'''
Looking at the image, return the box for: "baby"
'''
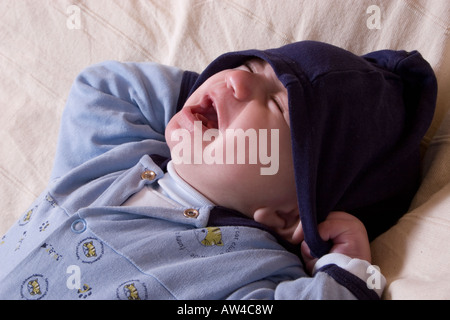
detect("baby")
[166,57,370,266]
[0,41,436,300]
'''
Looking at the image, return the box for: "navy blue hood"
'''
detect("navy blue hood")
[177,41,437,258]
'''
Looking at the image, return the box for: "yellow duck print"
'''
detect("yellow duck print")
[196,227,224,247]
[82,241,97,258]
[124,283,141,300]
[27,279,41,296]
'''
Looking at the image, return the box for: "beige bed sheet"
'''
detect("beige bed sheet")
[0,0,449,299]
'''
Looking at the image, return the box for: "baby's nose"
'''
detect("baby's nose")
[225,70,259,102]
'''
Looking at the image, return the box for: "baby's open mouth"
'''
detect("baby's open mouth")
[191,96,219,130]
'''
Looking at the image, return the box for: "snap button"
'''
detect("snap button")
[141,170,156,181]
[71,219,87,233]
[183,209,199,219]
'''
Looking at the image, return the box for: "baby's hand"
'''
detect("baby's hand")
[301,211,371,275]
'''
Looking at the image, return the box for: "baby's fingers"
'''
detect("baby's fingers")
[317,212,371,263]
[300,240,318,275]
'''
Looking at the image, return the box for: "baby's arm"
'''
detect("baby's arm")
[50,61,184,180]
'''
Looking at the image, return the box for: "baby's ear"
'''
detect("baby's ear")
[253,207,303,244]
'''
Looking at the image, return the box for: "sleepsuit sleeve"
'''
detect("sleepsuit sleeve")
[227,253,385,300]
[50,61,184,181]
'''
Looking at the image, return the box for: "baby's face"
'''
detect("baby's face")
[166,59,301,243]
